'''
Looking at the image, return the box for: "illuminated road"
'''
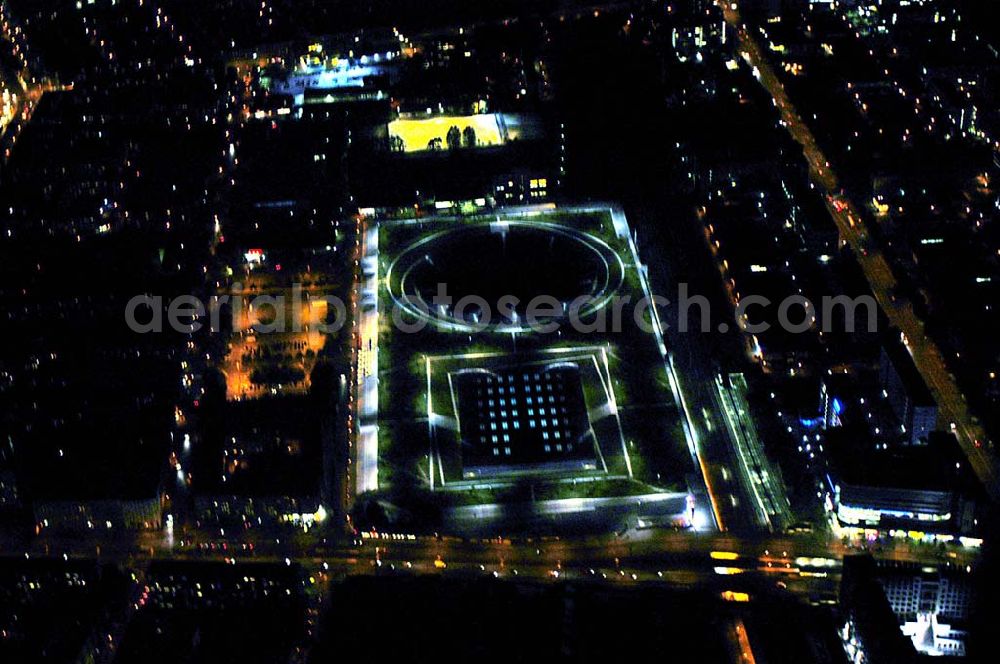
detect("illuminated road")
[716,373,791,530]
[728,617,758,664]
[720,1,1000,500]
[7,522,979,611]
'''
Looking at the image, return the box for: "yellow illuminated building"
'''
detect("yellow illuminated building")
[388,113,505,152]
